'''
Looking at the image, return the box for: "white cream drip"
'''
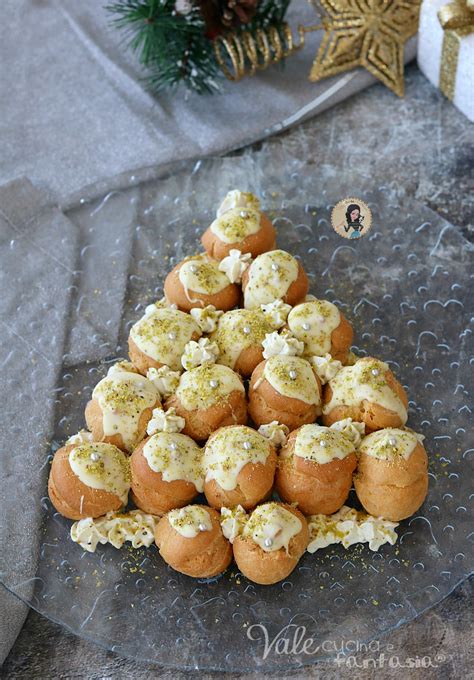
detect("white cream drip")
[178,255,230,296]
[211,208,261,244]
[244,250,299,309]
[262,355,320,405]
[68,443,131,504]
[167,505,213,538]
[358,428,423,460]
[143,432,204,491]
[92,370,159,451]
[323,358,407,422]
[204,426,272,491]
[211,309,273,370]
[288,300,341,356]
[130,307,201,371]
[293,424,355,464]
[175,363,244,411]
[242,503,302,553]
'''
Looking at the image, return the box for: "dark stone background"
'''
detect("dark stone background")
[2,64,473,679]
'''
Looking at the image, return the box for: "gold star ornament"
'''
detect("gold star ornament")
[309,0,421,97]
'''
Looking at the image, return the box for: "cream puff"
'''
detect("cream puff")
[129,306,202,374]
[165,363,247,441]
[322,357,408,432]
[232,502,308,585]
[242,249,308,309]
[48,442,130,520]
[85,362,161,454]
[202,205,276,260]
[210,309,274,377]
[248,355,322,431]
[130,432,204,515]
[203,425,277,510]
[287,299,353,363]
[275,424,358,515]
[164,254,240,312]
[354,428,428,521]
[155,505,232,578]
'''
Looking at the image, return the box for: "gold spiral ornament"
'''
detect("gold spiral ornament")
[214,23,321,82]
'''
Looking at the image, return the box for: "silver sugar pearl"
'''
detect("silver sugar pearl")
[388,437,397,447]
[189,264,198,273]
[169,442,178,451]
[240,210,248,218]
[198,523,207,532]
[289,369,298,380]
[209,379,219,388]
[371,368,380,376]
[264,538,273,548]
[271,263,280,272]
[243,325,251,334]
[319,440,327,448]
[302,323,311,331]
[90,452,100,462]
[168,332,177,340]
[243,441,252,451]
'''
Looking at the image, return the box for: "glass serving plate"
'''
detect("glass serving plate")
[1,155,473,671]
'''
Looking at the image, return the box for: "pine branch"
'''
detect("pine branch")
[106,0,292,94]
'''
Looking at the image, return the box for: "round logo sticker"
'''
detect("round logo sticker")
[331,198,372,240]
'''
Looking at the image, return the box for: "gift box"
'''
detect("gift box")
[418,0,474,121]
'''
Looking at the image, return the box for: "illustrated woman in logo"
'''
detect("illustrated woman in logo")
[344,203,365,239]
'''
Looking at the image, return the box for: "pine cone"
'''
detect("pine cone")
[200,0,258,38]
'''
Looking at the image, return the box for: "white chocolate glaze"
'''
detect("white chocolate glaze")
[190,305,223,333]
[146,407,185,435]
[323,358,407,423]
[146,366,181,398]
[143,432,204,491]
[262,331,304,359]
[358,428,423,461]
[244,250,299,309]
[260,299,292,328]
[211,208,261,244]
[204,426,271,491]
[167,505,212,538]
[181,337,219,371]
[69,443,131,504]
[178,255,230,297]
[176,363,244,411]
[220,505,248,543]
[216,190,260,218]
[70,510,158,552]
[293,424,354,464]
[288,299,341,356]
[92,369,159,451]
[262,355,320,405]
[329,418,366,448]
[307,506,398,553]
[242,503,302,553]
[130,307,201,371]
[258,421,289,447]
[309,353,342,384]
[211,309,273,370]
[218,249,252,283]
